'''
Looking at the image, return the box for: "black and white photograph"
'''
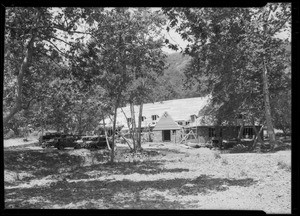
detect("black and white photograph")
[3,5,292,213]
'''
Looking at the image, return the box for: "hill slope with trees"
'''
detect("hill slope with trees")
[152,52,207,102]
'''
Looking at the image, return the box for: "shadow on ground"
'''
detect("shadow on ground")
[5,147,258,209]
[5,173,257,209]
[4,148,184,179]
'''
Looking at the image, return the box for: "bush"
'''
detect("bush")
[4,130,16,139]
[277,161,291,172]
[230,144,250,153]
[214,152,221,159]
[273,141,291,151]
[221,158,229,165]
[239,170,248,177]
[31,131,39,136]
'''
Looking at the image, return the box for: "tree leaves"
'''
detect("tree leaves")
[163,5,291,126]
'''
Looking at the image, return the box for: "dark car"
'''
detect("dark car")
[39,132,62,147]
[75,135,113,149]
[41,138,59,148]
[55,135,83,150]
[221,139,238,149]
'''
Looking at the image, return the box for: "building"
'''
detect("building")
[103,96,263,143]
[152,111,182,143]
[104,96,210,132]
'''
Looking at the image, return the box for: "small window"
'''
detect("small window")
[152,115,158,121]
[172,130,176,135]
[177,122,183,125]
[243,127,254,138]
[190,115,196,122]
[141,116,146,122]
[209,128,216,137]
[185,121,190,125]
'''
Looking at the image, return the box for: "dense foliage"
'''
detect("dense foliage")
[163,5,291,146]
[4,6,291,154]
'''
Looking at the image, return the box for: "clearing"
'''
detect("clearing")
[4,141,291,213]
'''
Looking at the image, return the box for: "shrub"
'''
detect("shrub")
[273,142,291,151]
[221,158,229,165]
[31,131,39,136]
[214,152,221,159]
[239,170,248,177]
[4,130,16,139]
[230,144,249,153]
[277,161,291,172]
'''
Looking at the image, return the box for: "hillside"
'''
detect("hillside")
[150,52,206,102]
[164,53,191,75]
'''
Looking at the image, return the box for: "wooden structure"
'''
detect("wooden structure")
[179,127,198,144]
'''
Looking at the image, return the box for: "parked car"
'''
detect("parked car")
[75,135,113,149]
[41,138,59,148]
[39,132,62,147]
[55,135,82,150]
[221,139,238,149]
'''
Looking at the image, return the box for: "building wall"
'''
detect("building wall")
[152,131,161,142]
[152,130,182,143]
[196,126,263,143]
[197,127,210,143]
[171,129,182,143]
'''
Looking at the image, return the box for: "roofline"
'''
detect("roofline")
[153,127,181,131]
[119,96,210,109]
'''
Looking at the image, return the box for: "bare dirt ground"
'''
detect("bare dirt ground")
[4,141,291,213]
[4,136,39,148]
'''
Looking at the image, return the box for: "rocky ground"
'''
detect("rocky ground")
[4,140,291,213]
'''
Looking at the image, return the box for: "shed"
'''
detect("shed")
[152,112,182,142]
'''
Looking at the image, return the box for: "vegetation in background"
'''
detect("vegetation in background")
[162,4,291,149]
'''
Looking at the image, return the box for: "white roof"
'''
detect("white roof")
[104,96,210,128]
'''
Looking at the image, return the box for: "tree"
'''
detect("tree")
[4,7,92,127]
[72,8,167,160]
[163,5,291,148]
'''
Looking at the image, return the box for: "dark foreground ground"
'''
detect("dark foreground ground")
[4,141,291,213]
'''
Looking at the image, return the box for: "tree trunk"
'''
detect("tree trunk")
[252,124,263,143]
[78,113,82,135]
[262,55,276,148]
[137,102,143,150]
[110,95,120,163]
[261,7,277,149]
[121,107,135,150]
[252,124,264,151]
[130,101,137,151]
[237,121,244,142]
[3,36,36,127]
[3,10,39,127]
[41,101,44,142]
[102,112,111,150]
[251,117,263,150]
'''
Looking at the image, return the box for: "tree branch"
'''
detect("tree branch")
[4,8,41,126]
[22,97,36,110]
[269,14,291,36]
[52,24,89,35]
[36,50,64,70]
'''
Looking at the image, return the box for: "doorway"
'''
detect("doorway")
[162,130,171,141]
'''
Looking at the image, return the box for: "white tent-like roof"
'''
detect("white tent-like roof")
[153,111,181,131]
[104,96,210,129]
